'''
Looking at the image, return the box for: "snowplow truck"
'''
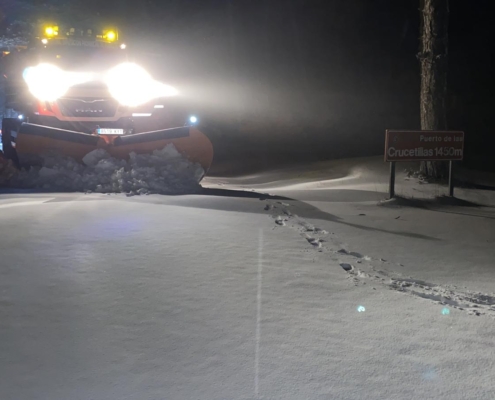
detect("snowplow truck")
[0,23,213,177]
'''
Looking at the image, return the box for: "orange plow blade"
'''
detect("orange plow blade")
[15,124,100,164]
[109,127,213,172]
[15,123,214,175]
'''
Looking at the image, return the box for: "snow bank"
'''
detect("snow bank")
[3,144,205,194]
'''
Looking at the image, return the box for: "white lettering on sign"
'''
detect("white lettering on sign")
[419,135,464,143]
[388,147,435,158]
[419,135,443,142]
[385,130,464,161]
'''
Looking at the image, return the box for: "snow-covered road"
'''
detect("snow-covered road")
[2,159,495,399]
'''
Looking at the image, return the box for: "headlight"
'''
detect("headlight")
[23,64,91,102]
[23,64,68,101]
[105,63,178,107]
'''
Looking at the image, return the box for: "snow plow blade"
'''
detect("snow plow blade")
[15,123,101,165]
[15,123,214,173]
[110,127,214,173]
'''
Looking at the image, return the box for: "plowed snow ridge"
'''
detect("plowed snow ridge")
[4,144,204,194]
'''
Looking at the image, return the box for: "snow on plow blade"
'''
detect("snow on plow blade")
[15,123,214,173]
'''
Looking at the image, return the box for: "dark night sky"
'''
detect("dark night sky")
[1,0,494,167]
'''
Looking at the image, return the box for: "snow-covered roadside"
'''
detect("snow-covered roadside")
[1,144,204,194]
[206,155,495,206]
[204,156,495,311]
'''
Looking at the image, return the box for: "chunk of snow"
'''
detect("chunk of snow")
[82,149,111,167]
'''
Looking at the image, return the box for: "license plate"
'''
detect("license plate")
[97,128,124,135]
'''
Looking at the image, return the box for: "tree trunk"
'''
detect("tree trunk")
[419,0,449,178]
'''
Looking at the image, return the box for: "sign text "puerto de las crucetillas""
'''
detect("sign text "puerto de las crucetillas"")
[384,130,464,162]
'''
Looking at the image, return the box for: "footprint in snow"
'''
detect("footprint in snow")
[275,216,286,226]
[337,249,364,258]
[297,220,328,234]
[340,263,353,272]
[306,237,322,248]
[349,265,495,318]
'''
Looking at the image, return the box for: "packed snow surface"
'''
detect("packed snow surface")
[2,156,495,399]
[4,144,204,194]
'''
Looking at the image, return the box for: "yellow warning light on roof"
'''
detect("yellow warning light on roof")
[106,31,116,41]
[45,26,59,37]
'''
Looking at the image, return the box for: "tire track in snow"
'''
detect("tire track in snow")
[262,199,495,318]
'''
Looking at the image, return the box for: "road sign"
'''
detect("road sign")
[385,130,464,162]
[384,130,465,199]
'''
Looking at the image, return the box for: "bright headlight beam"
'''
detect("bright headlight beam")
[23,64,69,101]
[23,64,92,102]
[155,82,179,97]
[105,63,178,107]
[24,62,178,106]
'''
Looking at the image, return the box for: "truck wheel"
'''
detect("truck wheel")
[1,118,20,168]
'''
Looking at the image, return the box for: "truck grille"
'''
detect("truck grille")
[57,97,118,118]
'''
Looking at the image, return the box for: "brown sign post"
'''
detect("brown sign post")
[384,130,464,198]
